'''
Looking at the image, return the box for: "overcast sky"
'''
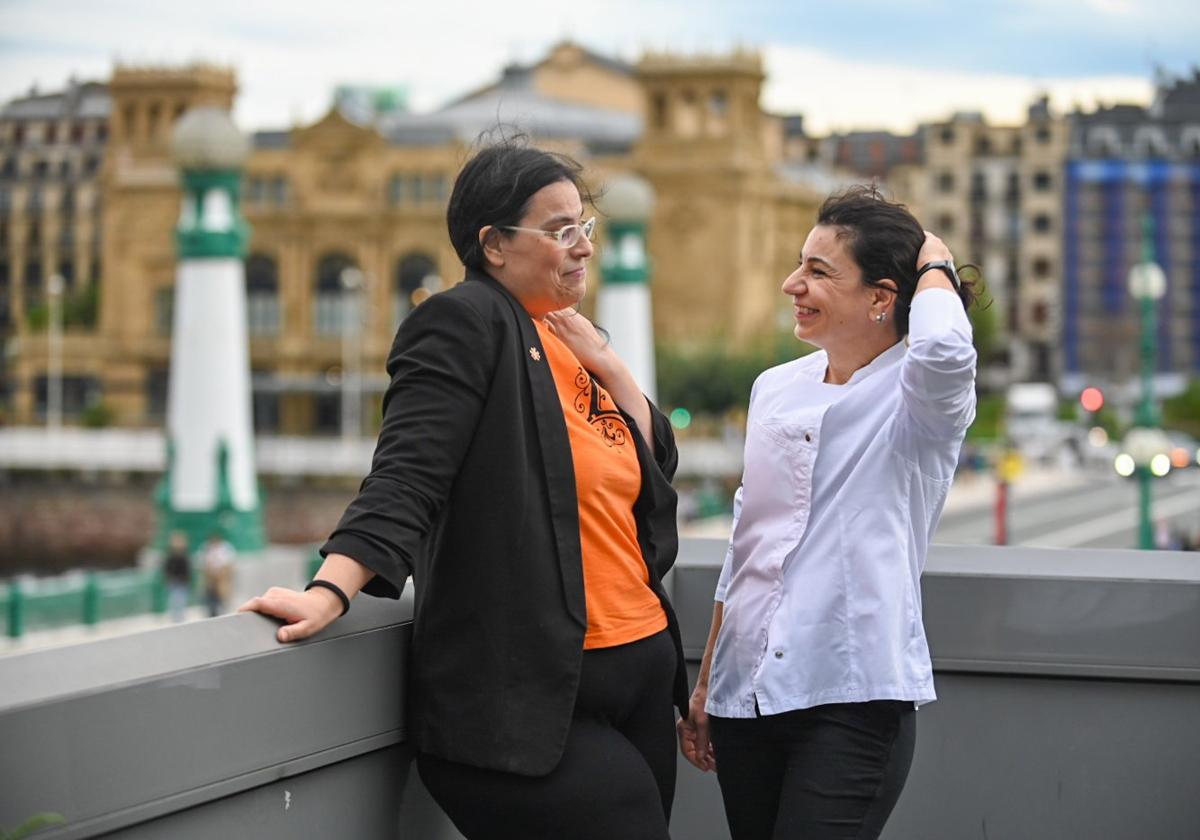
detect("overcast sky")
[1,0,1196,134]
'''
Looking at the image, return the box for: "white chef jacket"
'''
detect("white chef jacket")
[707,288,976,718]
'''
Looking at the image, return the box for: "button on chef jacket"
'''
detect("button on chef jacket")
[706,288,977,718]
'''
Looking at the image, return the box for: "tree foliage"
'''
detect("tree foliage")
[1163,379,1200,437]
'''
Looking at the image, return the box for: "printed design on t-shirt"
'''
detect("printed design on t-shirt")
[571,366,627,448]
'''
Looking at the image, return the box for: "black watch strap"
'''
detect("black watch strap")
[916,260,961,290]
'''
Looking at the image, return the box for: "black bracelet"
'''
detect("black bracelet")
[305,579,350,617]
[915,259,962,290]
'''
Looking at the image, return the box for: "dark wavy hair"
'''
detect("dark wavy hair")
[817,185,979,337]
[447,132,593,272]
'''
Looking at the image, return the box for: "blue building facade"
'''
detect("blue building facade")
[1062,72,1200,393]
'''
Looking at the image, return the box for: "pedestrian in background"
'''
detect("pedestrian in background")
[679,186,979,839]
[163,530,192,623]
[200,531,234,617]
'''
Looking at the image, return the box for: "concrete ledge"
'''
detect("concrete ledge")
[0,596,419,839]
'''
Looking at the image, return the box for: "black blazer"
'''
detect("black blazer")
[322,268,687,776]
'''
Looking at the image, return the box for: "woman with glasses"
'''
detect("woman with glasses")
[677,186,978,839]
[242,138,686,840]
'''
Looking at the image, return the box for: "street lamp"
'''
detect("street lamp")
[46,272,64,432]
[339,266,364,442]
[1123,223,1168,549]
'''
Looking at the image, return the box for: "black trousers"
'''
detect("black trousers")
[709,700,916,840]
[417,629,677,840]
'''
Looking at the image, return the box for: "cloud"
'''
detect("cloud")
[0,0,1178,133]
[762,45,1155,134]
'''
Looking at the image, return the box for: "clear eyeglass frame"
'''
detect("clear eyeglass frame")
[500,216,596,249]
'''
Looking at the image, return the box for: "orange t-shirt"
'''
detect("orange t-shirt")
[533,320,668,649]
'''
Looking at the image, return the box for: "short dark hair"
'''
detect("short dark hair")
[816,185,978,336]
[447,134,590,271]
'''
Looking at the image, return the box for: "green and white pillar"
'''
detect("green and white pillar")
[156,107,264,550]
[598,173,657,403]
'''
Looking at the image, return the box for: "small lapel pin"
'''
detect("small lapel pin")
[529,347,542,361]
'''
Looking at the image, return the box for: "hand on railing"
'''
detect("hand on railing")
[238,586,344,643]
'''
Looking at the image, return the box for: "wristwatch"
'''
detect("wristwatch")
[916,260,961,290]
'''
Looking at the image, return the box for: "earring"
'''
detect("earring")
[874,312,887,323]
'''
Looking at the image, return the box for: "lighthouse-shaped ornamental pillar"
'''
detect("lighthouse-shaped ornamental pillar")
[597,173,658,403]
[157,106,264,550]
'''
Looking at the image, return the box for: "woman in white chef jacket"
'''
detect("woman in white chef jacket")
[678,186,979,840]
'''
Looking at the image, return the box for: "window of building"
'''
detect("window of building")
[975,136,992,155]
[146,367,169,422]
[1132,126,1168,158]
[154,286,174,336]
[147,102,161,139]
[245,253,280,336]
[1031,301,1049,326]
[430,174,448,204]
[313,393,341,435]
[970,172,986,201]
[0,261,9,329]
[1006,172,1021,202]
[0,157,14,179]
[58,259,74,285]
[652,92,668,131]
[937,214,955,235]
[0,185,10,210]
[46,124,57,144]
[1032,213,1052,233]
[939,126,955,144]
[1087,127,1120,156]
[71,123,84,143]
[13,125,25,145]
[387,173,404,206]
[35,374,101,419]
[1183,128,1200,158]
[314,252,358,336]
[252,387,280,434]
[1032,257,1053,279]
[32,160,49,181]
[246,177,265,205]
[707,90,729,134]
[1032,171,1053,191]
[270,176,289,206]
[936,172,955,193]
[84,155,100,176]
[1035,125,1052,144]
[394,252,438,328]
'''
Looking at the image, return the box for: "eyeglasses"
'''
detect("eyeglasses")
[499,216,596,249]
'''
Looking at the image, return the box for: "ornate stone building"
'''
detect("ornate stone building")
[1,43,822,432]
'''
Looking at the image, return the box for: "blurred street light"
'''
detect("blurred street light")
[46,273,65,432]
[1123,213,1168,549]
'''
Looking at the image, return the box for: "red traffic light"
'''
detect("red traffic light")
[1080,387,1104,413]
